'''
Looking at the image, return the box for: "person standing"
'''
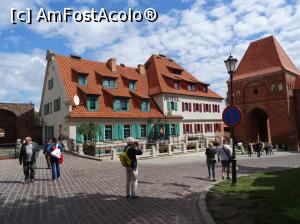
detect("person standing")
[205,142,217,181]
[48,137,62,181]
[256,140,262,158]
[217,143,232,180]
[248,143,252,157]
[19,137,39,183]
[124,137,143,199]
[43,140,51,169]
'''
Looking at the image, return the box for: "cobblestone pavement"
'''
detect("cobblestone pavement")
[0,151,299,224]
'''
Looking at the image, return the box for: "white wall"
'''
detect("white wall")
[154,93,223,121]
[41,58,69,142]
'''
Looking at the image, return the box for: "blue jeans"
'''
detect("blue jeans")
[206,159,216,178]
[50,157,60,179]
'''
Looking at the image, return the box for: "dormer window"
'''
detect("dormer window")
[103,78,116,88]
[114,98,129,111]
[167,67,183,75]
[87,96,98,112]
[188,84,196,92]
[78,76,87,86]
[141,100,150,112]
[174,82,180,90]
[129,81,137,92]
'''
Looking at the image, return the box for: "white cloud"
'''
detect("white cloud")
[2,0,300,105]
[0,49,46,109]
[128,0,138,7]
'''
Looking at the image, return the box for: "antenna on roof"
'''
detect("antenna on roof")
[70,55,81,60]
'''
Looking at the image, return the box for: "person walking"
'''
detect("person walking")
[43,140,51,169]
[205,142,217,181]
[247,142,252,157]
[124,137,143,199]
[217,143,232,180]
[256,140,262,158]
[48,137,63,181]
[19,137,39,183]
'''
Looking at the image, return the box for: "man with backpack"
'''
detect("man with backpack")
[121,137,143,199]
[217,142,232,180]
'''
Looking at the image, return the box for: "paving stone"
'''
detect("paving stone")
[0,152,299,224]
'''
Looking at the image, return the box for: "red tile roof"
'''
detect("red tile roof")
[54,54,164,119]
[145,55,223,99]
[234,36,300,80]
[78,85,100,95]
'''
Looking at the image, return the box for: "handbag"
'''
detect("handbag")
[50,145,61,159]
[222,145,232,162]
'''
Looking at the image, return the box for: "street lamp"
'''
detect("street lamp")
[224,54,238,185]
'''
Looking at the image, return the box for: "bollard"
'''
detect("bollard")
[204,137,208,148]
[196,141,200,152]
[151,145,157,158]
[112,148,117,160]
[168,144,173,156]
[182,143,187,153]
[78,144,84,155]
[142,143,146,152]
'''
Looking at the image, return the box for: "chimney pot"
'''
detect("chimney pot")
[137,64,146,75]
[106,58,116,72]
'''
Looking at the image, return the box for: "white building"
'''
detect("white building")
[40,51,223,145]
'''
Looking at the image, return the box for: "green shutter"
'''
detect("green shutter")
[165,124,171,139]
[175,102,178,111]
[127,99,130,112]
[113,125,119,141]
[87,96,91,111]
[95,97,99,112]
[131,125,137,138]
[99,125,104,141]
[167,102,171,111]
[113,99,116,111]
[148,101,150,112]
[176,123,180,136]
[147,124,153,139]
[118,125,124,140]
[154,125,160,139]
[136,124,141,139]
[113,80,117,88]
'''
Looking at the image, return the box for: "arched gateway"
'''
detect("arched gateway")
[246,108,270,143]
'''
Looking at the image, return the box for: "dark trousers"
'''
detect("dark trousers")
[248,149,252,157]
[50,157,60,180]
[23,161,35,180]
[45,154,51,168]
[206,159,216,178]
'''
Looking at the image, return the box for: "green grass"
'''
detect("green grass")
[207,168,300,224]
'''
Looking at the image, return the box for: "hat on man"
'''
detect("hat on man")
[127,137,135,143]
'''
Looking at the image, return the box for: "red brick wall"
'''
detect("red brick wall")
[233,72,299,150]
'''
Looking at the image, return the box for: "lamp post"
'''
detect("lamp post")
[224,54,238,185]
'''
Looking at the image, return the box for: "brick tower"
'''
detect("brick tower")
[233,36,300,150]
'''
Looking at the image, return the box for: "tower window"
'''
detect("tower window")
[253,88,258,95]
[278,83,283,91]
[271,84,276,92]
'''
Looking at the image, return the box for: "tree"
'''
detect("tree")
[34,111,40,126]
[78,122,100,144]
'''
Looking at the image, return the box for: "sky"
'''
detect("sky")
[0,0,300,111]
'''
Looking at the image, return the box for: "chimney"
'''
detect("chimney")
[106,58,116,72]
[137,64,146,75]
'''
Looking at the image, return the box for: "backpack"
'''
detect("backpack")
[119,146,132,167]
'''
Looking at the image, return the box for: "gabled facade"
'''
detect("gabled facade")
[40,51,223,144]
[232,36,300,150]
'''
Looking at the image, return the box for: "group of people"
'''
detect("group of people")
[247,141,274,157]
[205,141,232,181]
[19,136,64,184]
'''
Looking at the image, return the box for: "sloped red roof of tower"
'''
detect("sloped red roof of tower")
[234,36,300,80]
[145,55,223,99]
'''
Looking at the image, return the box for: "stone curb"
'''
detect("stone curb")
[198,181,220,224]
[198,174,251,224]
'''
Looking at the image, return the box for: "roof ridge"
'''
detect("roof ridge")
[272,36,300,76]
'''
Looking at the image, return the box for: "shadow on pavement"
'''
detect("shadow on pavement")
[0,191,202,224]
